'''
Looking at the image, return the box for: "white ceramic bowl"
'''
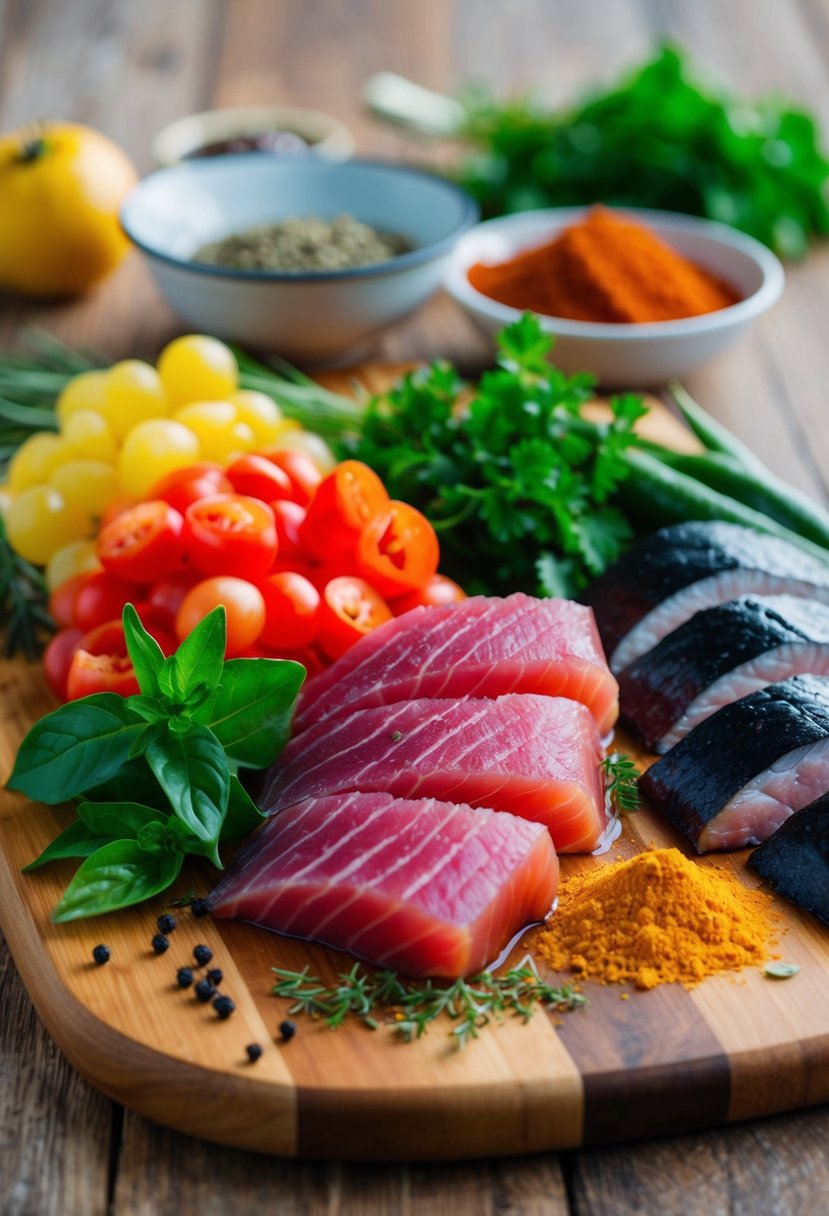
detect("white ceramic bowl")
[444,207,785,385]
[152,104,355,166]
[121,157,478,363]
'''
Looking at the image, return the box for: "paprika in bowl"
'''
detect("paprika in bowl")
[445,205,784,386]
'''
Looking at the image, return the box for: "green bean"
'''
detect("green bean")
[645,449,829,550]
[667,381,767,473]
[617,449,829,565]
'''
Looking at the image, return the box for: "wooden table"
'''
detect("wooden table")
[3,0,829,1211]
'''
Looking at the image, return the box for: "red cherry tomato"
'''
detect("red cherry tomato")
[74,572,140,632]
[226,454,294,503]
[66,622,137,700]
[356,501,440,599]
[97,500,184,584]
[317,575,393,661]
[258,571,320,650]
[146,569,202,628]
[49,574,89,629]
[43,627,84,700]
[270,499,306,560]
[261,449,322,506]
[298,460,389,561]
[99,494,140,530]
[130,602,180,652]
[184,493,278,579]
[391,574,467,615]
[176,576,266,658]
[259,643,327,677]
[148,462,233,515]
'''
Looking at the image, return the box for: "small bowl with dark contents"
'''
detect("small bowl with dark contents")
[121,157,478,362]
[152,104,355,166]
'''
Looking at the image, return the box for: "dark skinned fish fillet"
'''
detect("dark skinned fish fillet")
[749,794,829,928]
[619,595,829,751]
[639,675,829,852]
[584,521,829,673]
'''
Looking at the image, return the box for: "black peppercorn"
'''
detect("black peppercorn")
[206,967,223,986]
[213,995,235,1020]
[195,978,216,1003]
[92,944,110,966]
[157,913,176,934]
[176,967,194,989]
[279,1019,296,1042]
[191,897,211,918]
[151,933,169,955]
[246,1043,263,1063]
[193,944,213,966]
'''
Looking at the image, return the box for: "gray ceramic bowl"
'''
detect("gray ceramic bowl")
[121,157,478,363]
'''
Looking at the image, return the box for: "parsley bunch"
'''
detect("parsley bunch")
[350,314,646,598]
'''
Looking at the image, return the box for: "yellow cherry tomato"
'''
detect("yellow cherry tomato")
[104,360,169,441]
[45,539,102,592]
[172,400,254,463]
[56,369,109,426]
[117,418,200,495]
[51,459,120,524]
[8,432,73,492]
[0,123,137,297]
[229,390,284,446]
[157,334,239,406]
[4,485,88,564]
[62,408,118,462]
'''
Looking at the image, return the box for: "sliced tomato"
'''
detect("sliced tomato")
[43,627,84,700]
[74,572,140,632]
[184,493,277,579]
[66,622,136,700]
[261,449,322,506]
[298,460,389,561]
[270,499,306,560]
[356,501,439,599]
[49,574,90,629]
[97,500,184,584]
[317,575,392,661]
[391,573,467,615]
[258,571,320,650]
[149,462,233,515]
[226,454,294,503]
[99,494,140,531]
[175,576,266,658]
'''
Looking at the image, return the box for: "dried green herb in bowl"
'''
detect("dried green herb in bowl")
[193,213,412,273]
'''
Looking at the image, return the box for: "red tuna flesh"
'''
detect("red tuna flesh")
[210,791,559,977]
[263,694,606,853]
[293,593,619,737]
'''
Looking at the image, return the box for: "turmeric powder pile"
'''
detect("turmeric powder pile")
[536,847,776,991]
[467,206,740,323]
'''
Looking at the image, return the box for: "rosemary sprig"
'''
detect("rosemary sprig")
[271,961,585,1048]
[600,752,641,813]
[0,516,53,659]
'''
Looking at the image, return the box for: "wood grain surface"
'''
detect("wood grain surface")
[3,0,829,1211]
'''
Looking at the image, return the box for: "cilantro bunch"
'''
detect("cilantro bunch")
[350,314,646,598]
[8,605,303,921]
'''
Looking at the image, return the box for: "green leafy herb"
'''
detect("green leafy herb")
[272,961,585,1049]
[600,753,641,814]
[13,605,303,920]
[764,961,801,979]
[0,516,54,660]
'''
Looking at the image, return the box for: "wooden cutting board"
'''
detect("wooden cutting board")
[1,372,828,1162]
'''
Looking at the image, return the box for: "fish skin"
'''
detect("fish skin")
[264,694,606,853]
[293,592,618,737]
[639,675,829,851]
[584,521,829,671]
[619,595,829,750]
[210,792,560,978]
[749,794,829,928]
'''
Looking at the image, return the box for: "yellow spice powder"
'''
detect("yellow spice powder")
[536,847,777,991]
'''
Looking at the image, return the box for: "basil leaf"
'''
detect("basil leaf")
[136,817,189,854]
[201,658,305,768]
[76,800,167,837]
[7,694,145,804]
[81,760,171,811]
[170,606,226,701]
[146,724,229,859]
[23,820,117,871]
[122,603,164,697]
[222,775,266,841]
[51,840,183,922]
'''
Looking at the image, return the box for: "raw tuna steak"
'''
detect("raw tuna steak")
[210,792,559,978]
[749,794,829,928]
[639,675,829,852]
[620,595,829,752]
[263,694,606,852]
[584,522,829,673]
[294,592,618,737]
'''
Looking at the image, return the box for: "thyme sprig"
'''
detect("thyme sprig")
[272,961,585,1048]
[601,752,641,814]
